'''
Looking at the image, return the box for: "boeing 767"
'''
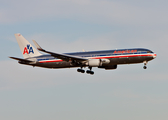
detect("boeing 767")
[10,33,157,75]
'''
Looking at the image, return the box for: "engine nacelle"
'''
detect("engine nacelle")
[101,59,110,64]
[88,59,101,67]
[98,65,117,70]
[86,59,110,67]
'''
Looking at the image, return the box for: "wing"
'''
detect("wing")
[32,40,88,62]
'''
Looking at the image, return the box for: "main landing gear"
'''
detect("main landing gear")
[143,61,148,69]
[77,67,94,75]
[86,67,94,75]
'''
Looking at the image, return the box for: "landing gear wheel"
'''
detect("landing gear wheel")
[143,61,148,69]
[86,70,94,75]
[90,71,94,75]
[81,70,85,73]
[86,70,91,74]
[143,66,147,69]
[77,69,80,72]
[77,69,85,73]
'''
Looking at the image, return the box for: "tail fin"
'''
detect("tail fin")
[15,33,42,59]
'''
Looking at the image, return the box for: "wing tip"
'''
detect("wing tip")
[32,40,42,49]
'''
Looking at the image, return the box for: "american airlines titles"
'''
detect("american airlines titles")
[113,50,137,54]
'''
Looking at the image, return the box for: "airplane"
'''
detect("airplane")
[10,33,157,75]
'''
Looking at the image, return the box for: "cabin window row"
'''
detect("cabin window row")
[81,51,150,57]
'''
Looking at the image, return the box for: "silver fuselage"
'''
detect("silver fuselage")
[20,48,156,69]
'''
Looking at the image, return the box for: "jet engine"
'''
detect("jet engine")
[86,59,110,67]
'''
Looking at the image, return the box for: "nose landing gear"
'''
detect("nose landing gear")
[143,66,147,69]
[143,61,148,69]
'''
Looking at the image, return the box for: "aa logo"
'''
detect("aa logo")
[23,45,34,54]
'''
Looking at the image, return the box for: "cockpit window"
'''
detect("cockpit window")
[147,51,153,53]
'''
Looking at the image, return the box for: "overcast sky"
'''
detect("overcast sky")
[0,0,168,120]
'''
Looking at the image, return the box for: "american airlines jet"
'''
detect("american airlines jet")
[10,33,157,75]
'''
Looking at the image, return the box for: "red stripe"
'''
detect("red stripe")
[39,59,63,63]
[39,54,156,63]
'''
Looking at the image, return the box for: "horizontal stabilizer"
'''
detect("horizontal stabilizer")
[9,57,33,62]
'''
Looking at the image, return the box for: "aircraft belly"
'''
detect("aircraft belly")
[24,55,154,68]
[109,56,154,65]
[109,58,119,65]
[37,61,75,68]
[118,57,130,64]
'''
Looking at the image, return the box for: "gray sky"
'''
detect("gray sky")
[0,0,168,120]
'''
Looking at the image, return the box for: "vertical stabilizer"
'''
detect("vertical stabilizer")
[14,33,42,59]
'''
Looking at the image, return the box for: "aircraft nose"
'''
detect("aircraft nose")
[153,53,157,59]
